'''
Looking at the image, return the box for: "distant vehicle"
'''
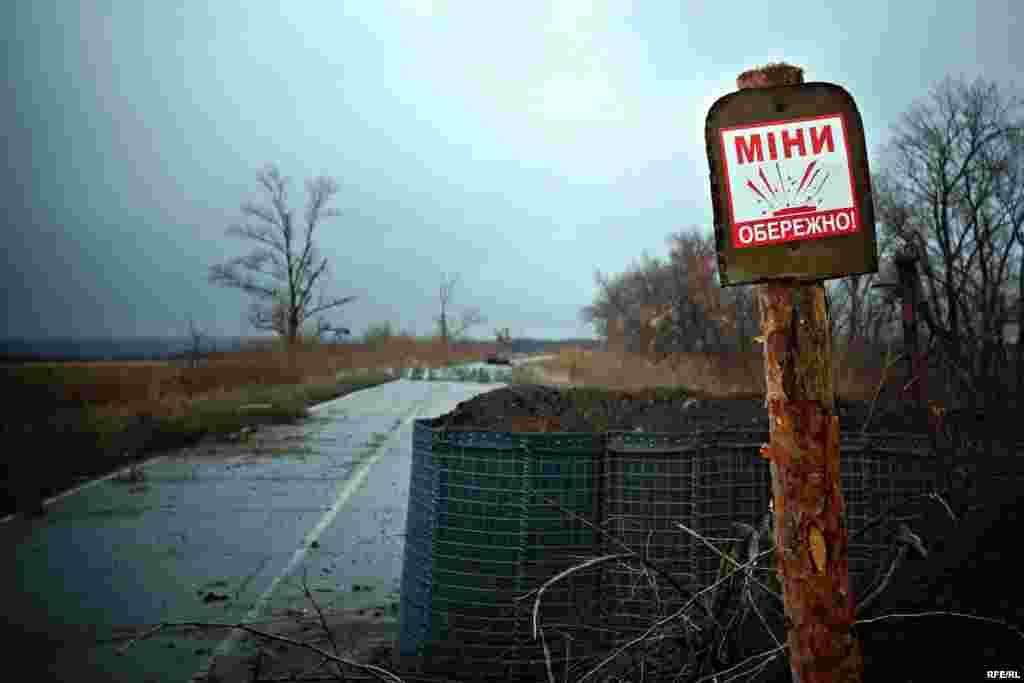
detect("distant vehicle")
[485,355,512,366]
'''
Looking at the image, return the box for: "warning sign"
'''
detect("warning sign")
[705,81,877,286]
[719,114,859,249]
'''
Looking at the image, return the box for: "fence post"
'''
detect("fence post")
[737,63,865,683]
[895,251,927,416]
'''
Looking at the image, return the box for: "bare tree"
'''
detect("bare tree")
[582,252,684,354]
[435,273,485,349]
[580,269,633,342]
[494,326,512,354]
[659,228,758,354]
[823,174,910,358]
[1015,220,1024,402]
[668,229,735,351]
[208,165,357,348]
[268,286,348,346]
[582,236,735,355]
[877,75,1024,410]
[185,315,208,369]
[583,229,765,358]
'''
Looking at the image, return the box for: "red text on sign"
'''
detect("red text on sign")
[734,125,835,164]
[733,208,859,248]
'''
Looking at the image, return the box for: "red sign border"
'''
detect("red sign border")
[718,112,861,249]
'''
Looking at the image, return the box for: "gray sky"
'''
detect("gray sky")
[3,1,1021,341]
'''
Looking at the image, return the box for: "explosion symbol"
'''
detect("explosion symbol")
[746,160,831,217]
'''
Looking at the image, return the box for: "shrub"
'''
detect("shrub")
[362,322,394,351]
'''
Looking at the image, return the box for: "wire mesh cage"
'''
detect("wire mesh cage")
[400,420,951,679]
[399,423,606,680]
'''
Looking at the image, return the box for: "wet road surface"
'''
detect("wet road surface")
[0,378,505,682]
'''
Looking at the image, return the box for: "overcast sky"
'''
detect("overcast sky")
[3,1,1021,342]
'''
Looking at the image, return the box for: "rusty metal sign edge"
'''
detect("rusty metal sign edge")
[705,81,878,287]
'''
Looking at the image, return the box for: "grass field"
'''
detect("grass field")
[537,341,892,401]
[1,336,499,518]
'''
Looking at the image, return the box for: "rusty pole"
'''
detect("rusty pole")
[739,63,864,683]
[895,251,927,412]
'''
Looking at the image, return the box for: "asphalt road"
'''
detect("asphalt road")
[0,376,512,682]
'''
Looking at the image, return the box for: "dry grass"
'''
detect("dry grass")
[540,342,888,401]
[5,336,498,423]
[1,336,498,517]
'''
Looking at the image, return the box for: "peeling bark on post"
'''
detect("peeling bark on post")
[740,64,864,683]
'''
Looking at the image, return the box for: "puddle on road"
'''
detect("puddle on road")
[270,569,402,617]
[163,421,351,468]
[336,362,515,383]
[78,500,158,520]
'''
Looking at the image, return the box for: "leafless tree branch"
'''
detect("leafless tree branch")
[208,164,357,346]
[876,75,1024,410]
[434,273,486,348]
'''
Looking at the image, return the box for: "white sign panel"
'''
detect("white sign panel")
[719,114,860,249]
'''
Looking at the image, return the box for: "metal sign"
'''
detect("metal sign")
[706,82,877,286]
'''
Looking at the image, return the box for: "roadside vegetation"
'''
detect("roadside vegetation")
[1,333,497,519]
[535,340,890,402]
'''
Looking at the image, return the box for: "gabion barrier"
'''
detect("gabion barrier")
[399,423,606,680]
[399,419,1014,678]
[599,430,938,639]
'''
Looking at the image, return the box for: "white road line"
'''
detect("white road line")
[189,388,433,682]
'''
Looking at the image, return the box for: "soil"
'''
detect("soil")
[202,605,399,683]
[854,476,1024,682]
[425,383,941,435]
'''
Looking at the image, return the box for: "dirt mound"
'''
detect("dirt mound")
[427,384,933,434]
[855,477,1024,680]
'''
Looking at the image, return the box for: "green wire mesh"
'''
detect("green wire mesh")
[400,422,948,679]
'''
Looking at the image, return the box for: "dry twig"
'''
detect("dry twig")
[572,546,777,683]
[116,619,406,683]
[854,610,1024,641]
[861,336,906,434]
[850,489,956,543]
[300,566,347,681]
[674,521,782,606]
[537,496,715,621]
[854,523,928,617]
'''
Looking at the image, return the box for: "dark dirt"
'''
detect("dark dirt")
[203,606,399,683]
[854,476,1024,681]
[426,383,944,435]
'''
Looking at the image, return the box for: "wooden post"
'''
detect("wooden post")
[895,251,925,408]
[739,63,864,683]
[607,315,626,355]
[637,303,665,357]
